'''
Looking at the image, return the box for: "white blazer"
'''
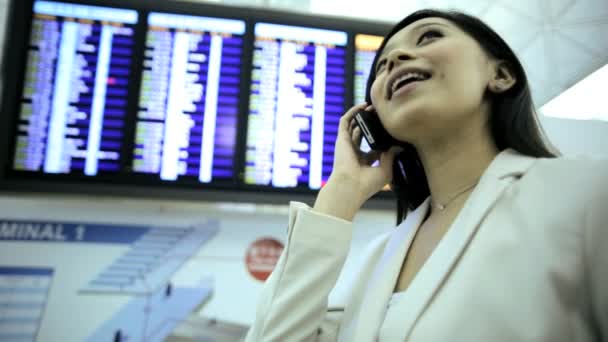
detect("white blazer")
[245,149,608,341]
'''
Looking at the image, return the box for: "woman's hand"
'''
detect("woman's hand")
[313,103,402,221]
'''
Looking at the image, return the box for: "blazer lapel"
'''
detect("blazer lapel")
[341,198,430,342]
[391,149,538,340]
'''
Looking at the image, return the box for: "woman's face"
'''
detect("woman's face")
[370,17,497,144]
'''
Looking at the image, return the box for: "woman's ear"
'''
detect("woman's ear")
[489,60,517,93]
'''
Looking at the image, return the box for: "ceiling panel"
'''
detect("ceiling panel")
[559,23,608,57]
[482,4,542,51]
[555,37,595,84]
[500,0,545,20]
[546,0,576,18]
[561,0,608,21]
[421,0,491,17]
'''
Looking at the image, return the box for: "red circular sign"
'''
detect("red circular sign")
[245,238,284,282]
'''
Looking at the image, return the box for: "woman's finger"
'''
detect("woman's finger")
[352,126,362,147]
[349,116,356,133]
[339,103,367,133]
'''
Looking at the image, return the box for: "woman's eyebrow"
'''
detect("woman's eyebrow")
[376,22,450,63]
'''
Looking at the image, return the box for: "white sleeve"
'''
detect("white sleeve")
[244,202,353,342]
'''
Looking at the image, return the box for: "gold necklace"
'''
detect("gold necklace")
[432,180,479,211]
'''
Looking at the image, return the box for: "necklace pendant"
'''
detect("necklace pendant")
[436,203,445,210]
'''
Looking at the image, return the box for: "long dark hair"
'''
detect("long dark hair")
[364,9,558,223]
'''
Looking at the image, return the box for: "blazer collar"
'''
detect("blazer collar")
[342,197,430,342]
[348,149,537,341]
[482,148,538,180]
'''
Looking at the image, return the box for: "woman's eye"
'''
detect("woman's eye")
[417,30,442,45]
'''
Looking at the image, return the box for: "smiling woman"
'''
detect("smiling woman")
[245,9,608,342]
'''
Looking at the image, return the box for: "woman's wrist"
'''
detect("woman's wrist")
[313,175,365,221]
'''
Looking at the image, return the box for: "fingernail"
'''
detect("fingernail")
[365,105,373,111]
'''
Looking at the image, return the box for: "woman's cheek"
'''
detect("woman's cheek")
[369,79,383,106]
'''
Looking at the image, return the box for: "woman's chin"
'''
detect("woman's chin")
[384,111,427,134]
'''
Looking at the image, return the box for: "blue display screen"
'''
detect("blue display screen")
[13,0,138,175]
[245,23,348,189]
[132,13,246,183]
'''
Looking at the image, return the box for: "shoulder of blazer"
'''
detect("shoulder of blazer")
[517,155,608,213]
[526,155,608,185]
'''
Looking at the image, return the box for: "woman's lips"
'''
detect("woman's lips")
[390,80,424,100]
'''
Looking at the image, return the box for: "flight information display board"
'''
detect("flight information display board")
[354,34,383,105]
[12,0,138,175]
[132,13,245,183]
[245,23,348,189]
[1,0,395,204]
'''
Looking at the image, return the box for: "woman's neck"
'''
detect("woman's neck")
[415,121,499,211]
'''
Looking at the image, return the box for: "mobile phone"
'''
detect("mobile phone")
[353,109,429,209]
[353,109,400,151]
[353,108,408,187]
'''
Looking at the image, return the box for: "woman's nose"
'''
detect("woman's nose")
[386,49,415,73]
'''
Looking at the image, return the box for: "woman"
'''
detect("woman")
[246,9,608,342]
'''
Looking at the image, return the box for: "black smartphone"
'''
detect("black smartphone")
[354,109,400,152]
[353,109,429,209]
